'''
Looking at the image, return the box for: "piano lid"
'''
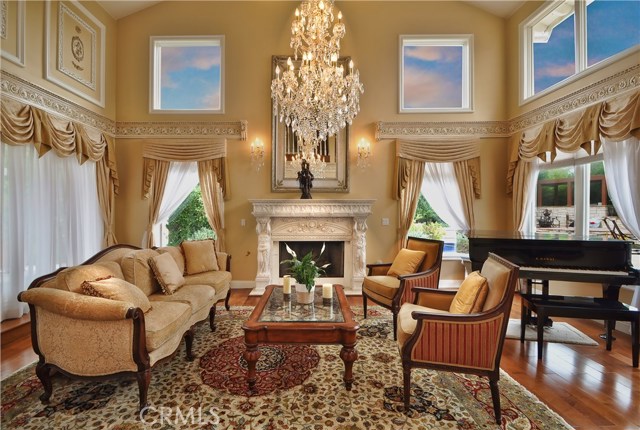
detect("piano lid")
[465,230,634,243]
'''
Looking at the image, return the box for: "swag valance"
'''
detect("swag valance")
[507,90,640,195]
[394,138,481,199]
[141,139,228,199]
[0,98,119,246]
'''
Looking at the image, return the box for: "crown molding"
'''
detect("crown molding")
[116,120,247,140]
[1,70,116,136]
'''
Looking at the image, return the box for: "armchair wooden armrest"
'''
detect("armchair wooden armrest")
[366,262,392,276]
[410,287,456,311]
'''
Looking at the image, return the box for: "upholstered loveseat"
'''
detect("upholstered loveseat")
[17,242,232,411]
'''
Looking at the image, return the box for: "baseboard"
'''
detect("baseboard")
[231,280,255,290]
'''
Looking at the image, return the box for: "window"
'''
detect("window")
[534,150,620,237]
[399,35,473,112]
[150,36,224,113]
[521,0,640,101]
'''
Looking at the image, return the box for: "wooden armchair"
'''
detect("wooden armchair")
[362,237,444,340]
[396,253,519,423]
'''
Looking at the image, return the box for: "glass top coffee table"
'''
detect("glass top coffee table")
[242,284,359,392]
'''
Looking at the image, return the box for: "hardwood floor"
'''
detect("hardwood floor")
[2,289,638,429]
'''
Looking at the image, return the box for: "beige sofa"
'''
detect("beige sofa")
[17,243,232,411]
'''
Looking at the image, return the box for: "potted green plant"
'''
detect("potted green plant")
[281,243,330,303]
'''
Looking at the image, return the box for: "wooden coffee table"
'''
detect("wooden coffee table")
[242,284,359,392]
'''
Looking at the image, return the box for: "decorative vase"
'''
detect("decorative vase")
[295,283,315,304]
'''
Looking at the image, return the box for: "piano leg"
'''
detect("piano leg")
[536,308,546,360]
[600,284,622,342]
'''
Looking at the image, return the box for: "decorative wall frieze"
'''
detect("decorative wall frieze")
[250,199,375,219]
[1,70,116,136]
[375,121,511,140]
[509,64,639,133]
[116,120,248,140]
[376,64,639,140]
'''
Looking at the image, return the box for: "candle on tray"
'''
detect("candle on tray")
[283,275,292,294]
[322,283,333,299]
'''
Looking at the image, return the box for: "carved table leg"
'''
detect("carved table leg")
[340,345,358,390]
[244,343,260,393]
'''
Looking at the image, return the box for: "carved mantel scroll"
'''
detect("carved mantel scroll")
[250,199,375,295]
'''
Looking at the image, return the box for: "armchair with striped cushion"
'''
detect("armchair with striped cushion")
[362,237,444,340]
[397,252,519,423]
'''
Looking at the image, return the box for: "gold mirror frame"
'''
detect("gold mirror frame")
[271,55,350,193]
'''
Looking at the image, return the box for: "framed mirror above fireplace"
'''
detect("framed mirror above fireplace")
[270,55,350,193]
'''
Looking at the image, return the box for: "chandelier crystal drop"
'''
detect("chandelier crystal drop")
[271,0,364,165]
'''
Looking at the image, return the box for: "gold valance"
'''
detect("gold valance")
[507,90,640,195]
[141,139,228,199]
[394,138,481,199]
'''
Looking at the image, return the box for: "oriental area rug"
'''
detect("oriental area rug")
[1,306,572,429]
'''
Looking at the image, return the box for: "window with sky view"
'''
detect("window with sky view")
[531,0,639,96]
[151,36,223,112]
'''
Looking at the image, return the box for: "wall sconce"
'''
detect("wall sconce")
[356,138,371,169]
[250,138,265,171]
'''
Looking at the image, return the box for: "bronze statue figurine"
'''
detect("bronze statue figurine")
[297,159,314,199]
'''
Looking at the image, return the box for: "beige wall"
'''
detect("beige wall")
[113,1,510,282]
[3,1,117,120]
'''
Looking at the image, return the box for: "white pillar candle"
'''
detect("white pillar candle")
[322,283,333,299]
[283,275,292,294]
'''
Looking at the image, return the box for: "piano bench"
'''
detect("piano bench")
[520,294,639,368]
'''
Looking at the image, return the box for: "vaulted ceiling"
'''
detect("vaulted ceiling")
[98,0,526,21]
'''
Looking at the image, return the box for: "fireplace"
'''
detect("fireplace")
[279,241,345,278]
[250,199,374,295]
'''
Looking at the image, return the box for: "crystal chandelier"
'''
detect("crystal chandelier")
[271,0,364,166]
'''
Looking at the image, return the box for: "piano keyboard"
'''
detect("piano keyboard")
[521,266,629,276]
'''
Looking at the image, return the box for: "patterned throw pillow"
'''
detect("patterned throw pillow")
[148,252,186,294]
[449,271,489,314]
[181,239,219,275]
[81,277,152,313]
[387,249,426,277]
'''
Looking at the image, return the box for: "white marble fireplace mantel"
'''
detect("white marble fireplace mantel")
[250,199,375,295]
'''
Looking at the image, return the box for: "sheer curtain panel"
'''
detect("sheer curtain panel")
[151,161,199,247]
[422,162,469,230]
[1,144,103,320]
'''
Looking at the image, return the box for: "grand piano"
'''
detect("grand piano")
[467,230,640,367]
[467,230,640,299]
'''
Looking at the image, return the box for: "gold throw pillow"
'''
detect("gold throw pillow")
[449,271,489,314]
[387,249,426,277]
[81,277,152,313]
[181,239,219,275]
[148,252,186,294]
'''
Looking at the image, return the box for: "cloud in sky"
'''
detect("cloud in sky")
[535,62,575,79]
[200,89,221,110]
[403,65,461,109]
[404,46,461,63]
[160,45,221,89]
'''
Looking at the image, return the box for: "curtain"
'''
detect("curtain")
[142,139,228,251]
[602,136,640,239]
[394,138,481,248]
[1,144,103,320]
[397,159,425,248]
[151,161,199,247]
[144,160,170,248]
[0,98,119,246]
[198,159,226,251]
[423,163,469,230]
[508,90,640,232]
